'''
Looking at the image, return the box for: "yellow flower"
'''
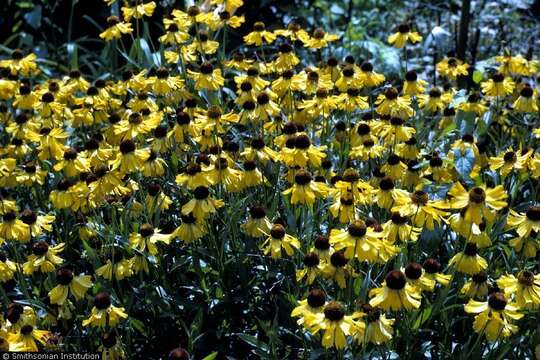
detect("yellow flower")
[481,72,515,97]
[0,211,30,243]
[174,213,207,244]
[423,258,452,287]
[100,16,133,41]
[129,223,171,255]
[330,220,395,263]
[448,182,508,225]
[8,325,51,352]
[243,22,276,46]
[323,251,357,288]
[375,88,414,119]
[110,140,150,174]
[242,206,272,238]
[387,23,422,48]
[83,293,128,328]
[497,271,540,309]
[392,190,448,230]
[23,241,65,275]
[461,272,489,299]
[296,252,321,285]
[369,270,422,311]
[449,243,487,275]
[513,85,538,112]
[303,28,339,49]
[261,224,300,259]
[403,262,436,293]
[291,289,326,327]
[383,212,421,244]
[283,170,329,206]
[402,70,427,95]
[181,186,224,220]
[121,1,156,21]
[358,304,394,345]
[304,301,364,349]
[279,134,327,168]
[96,258,133,281]
[489,148,527,176]
[507,206,540,238]
[188,63,224,91]
[464,292,523,341]
[436,57,469,80]
[48,268,93,305]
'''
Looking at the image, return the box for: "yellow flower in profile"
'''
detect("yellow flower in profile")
[99,16,133,41]
[48,268,93,305]
[422,258,452,287]
[181,186,224,220]
[359,61,385,87]
[261,223,300,259]
[402,70,427,96]
[129,223,171,256]
[83,293,128,328]
[0,211,30,243]
[481,72,515,97]
[417,87,453,113]
[0,252,17,283]
[513,85,538,112]
[242,206,272,238]
[496,53,531,76]
[507,206,540,238]
[174,213,207,244]
[304,301,364,349]
[243,22,276,46]
[291,288,326,327]
[369,270,422,311]
[387,23,422,48]
[461,272,489,299]
[279,134,327,168]
[0,49,39,76]
[403,262,436,293]
[121,1,156,21]
[96,257,133,281]
[110,140,150,174]
[464,292,523,342]
[321,251,354,288]
[303,28,339,49]
[383,212,421,244]
[282,170,329,206]
[449,243,487,275]
[23,241,65,275]
[447,182,507,225]
[358,304,394,345]
[436,57,469,80]
[7,324,51,352]
[497,270,540,309]
[187,62,224,91]
[296,252,321,285]
[329,191,357,223]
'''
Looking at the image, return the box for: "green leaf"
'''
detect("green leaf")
[237,334,269,353]
[413,305,433,330]
[67,43,78,70]
[454,148,475,181]
[472,70,483,84]
[202,352,218,360]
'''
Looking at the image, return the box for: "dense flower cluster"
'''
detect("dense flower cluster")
[0,0,539,357]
